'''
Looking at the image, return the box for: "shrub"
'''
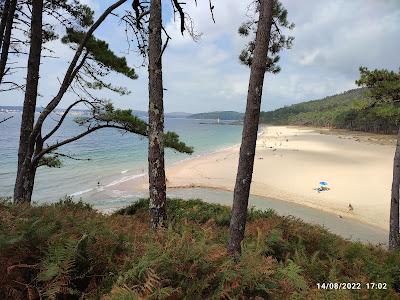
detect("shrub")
[1,198,399,299]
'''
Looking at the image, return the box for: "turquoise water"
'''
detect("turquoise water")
[0,112,243,203]
[1,113,387,245]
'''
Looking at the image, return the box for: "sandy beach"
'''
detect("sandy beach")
[115,126,395,231]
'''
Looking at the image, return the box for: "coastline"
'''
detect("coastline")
[107,125,395,231]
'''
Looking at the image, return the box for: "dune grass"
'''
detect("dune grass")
[1,197,399,299]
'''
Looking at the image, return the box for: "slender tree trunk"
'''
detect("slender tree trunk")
[389,127,400,250]
[0,0,16,84]
[147,0,166,228]
[14,0,43,204]
[227,0,274,256]
[0,0,11,49]
[14,163,37,204]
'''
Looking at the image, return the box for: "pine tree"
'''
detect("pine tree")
[126,0,213,228]
[228,0,294,256]
[0,0,17,85]
[356,67,400,250]
[13,0,192,204]
[147,0,167,228]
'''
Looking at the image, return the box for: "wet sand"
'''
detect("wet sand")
[113,125,395,231]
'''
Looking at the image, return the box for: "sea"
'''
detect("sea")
[0,112,389,244]
[0,112,243,205]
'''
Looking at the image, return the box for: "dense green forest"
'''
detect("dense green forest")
[260,88,400,134]
[188,111,244,120]
[1,197,399,299]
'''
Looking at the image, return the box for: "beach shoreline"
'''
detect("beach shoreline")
[110,125,395,231]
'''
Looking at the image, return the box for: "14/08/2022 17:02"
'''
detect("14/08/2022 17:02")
[317,282,387,290]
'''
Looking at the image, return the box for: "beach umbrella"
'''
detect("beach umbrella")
[319,181,328,186]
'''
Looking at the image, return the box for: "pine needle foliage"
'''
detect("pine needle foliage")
[38,104,193,168]
[356,67,400,105]
[238,0,294,73]
[62,29,138,80]
[76,104,193,154]
[44,0,94,28]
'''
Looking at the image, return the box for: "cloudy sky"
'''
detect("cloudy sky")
[3,0,400,113]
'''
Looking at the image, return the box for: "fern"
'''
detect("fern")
[37,235,88,299]
[106,286,139,300]
[277,260,308,291]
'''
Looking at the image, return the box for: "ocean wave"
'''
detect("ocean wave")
[73,137,244,199]
[69,188,93,197]
[105,173,146,187]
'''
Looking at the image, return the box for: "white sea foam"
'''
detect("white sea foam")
[69,188,93,197]
[70,142,243,199]
[105,173,146,187]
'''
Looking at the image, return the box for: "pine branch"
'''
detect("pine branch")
[33,124,129,164]
[0,115,13,124]
[53,152,92,161]
[171,0,185,34]
[209,0,215,23]
[42,99,96,142]
[31,0,128,145]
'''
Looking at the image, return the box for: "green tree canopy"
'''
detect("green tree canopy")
[238,0,294,73]
[356,66,400,105]
[62,29,138,80]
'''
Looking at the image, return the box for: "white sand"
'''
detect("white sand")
[116,126,395,230]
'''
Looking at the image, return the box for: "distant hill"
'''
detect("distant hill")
[132,111,192,119]
[166,112,193,118]
[188,111,244,121]
[0,106,87,114]
[132,110,148,118]
[0,107,191,119]
[260,88,400,134]
[1,106,246,122]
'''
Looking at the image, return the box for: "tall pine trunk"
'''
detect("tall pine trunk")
[227,0,274,256]
[14,163,37,204]
[14,0,43,204]
[389,127,400,250]
[0,0,17,84]
[0,0,11,49]
[147,0,167,228]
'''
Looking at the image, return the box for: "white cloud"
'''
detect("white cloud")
[299,49,320,66]
[3,0,400,114]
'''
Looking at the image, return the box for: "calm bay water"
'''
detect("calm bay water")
[0,112,388,244]
[0,112,243,203]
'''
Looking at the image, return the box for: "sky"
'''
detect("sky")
[2,0,400,113]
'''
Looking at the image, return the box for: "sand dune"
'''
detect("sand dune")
[117,126,395,230]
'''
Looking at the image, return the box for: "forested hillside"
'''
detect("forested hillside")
[188,111,244,120]
[260,88,400,134]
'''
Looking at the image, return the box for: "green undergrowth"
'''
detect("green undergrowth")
[1,197,399,299]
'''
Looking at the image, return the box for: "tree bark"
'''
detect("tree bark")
[0,0,16,84]
[0,0,11,49]
[147,0,166,228]
[227,0,274,256]
[389,127,400,250]
[14,163,37,205]
[14,0,43,204]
